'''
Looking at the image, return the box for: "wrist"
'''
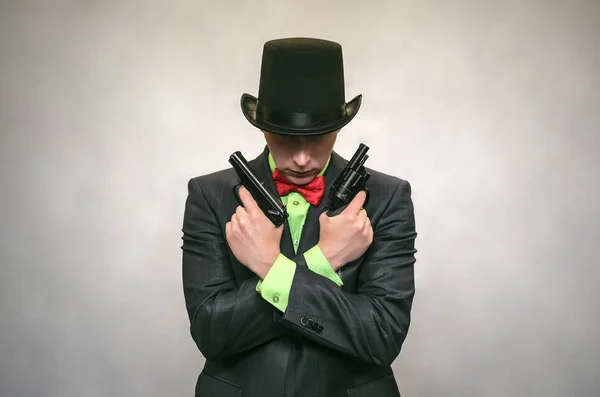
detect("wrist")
[317,242,342,271]
[257,251,281,279]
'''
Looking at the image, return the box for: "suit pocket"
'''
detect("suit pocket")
[346,374,401,397]
[195,372,243,397]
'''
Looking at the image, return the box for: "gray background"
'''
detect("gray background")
[1,1,598,396]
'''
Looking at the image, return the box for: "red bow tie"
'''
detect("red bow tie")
[273,169,325,206]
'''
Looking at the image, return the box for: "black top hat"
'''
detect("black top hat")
[241,37,362,136]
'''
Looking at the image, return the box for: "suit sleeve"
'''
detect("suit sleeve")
[303,245,344,286]
[181,177,287,361]
[256,245,343,312]
[255,253,297,312]
[274,179,417,367]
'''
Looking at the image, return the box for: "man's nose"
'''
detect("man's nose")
[292,149,311,167]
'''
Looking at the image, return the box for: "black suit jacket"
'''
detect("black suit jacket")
[181,146,417,397]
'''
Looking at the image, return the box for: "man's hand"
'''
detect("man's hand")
[225,186,283,279]
[317,190,373,271]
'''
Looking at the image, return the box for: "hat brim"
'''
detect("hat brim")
[240,93,362,136]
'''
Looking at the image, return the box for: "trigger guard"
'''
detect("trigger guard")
[233,184,243,206]
[363,187,370,209]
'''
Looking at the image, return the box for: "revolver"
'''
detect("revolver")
[324,143,371,217]
[229,151,289,227]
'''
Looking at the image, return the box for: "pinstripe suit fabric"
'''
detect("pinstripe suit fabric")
[181,146,417,397]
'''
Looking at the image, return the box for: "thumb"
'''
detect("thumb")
[344,190,367,215]
[319,210,331,223]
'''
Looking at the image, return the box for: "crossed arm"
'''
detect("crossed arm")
[181,177,417,366]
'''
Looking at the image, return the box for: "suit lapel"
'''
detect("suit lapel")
[296,151,346,256]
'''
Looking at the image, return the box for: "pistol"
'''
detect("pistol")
[324,143,371,217]
[229,151,289,227]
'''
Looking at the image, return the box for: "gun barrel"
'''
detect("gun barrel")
[229,151,268,197]
[346,143,369,169]
[228,151,288,227]
[357,154,368,168]
[229,151,251,176]
[325,143,371,216]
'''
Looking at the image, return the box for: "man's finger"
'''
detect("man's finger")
[230,214,240,234]
[362,216,371,234]
[345,190,367,215]
[225,221,232,240]
[236,205,248,225]
[238,186,262,214]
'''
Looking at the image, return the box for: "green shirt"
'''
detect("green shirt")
[255,152,343,312]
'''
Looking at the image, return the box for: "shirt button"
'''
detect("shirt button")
[273,296,279,303]
[293,200,299,205]
[294,239,298,245]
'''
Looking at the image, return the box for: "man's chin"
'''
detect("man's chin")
[286,174,316,185]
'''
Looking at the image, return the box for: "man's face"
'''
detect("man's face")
[263,130,339,186]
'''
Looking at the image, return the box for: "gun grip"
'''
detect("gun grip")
[326,206,345,217]
[325,187,370,217]
[363,187,370,208]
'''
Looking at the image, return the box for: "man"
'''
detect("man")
[181,37,417,397]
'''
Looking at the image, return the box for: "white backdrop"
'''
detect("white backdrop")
[1,1,599,396]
